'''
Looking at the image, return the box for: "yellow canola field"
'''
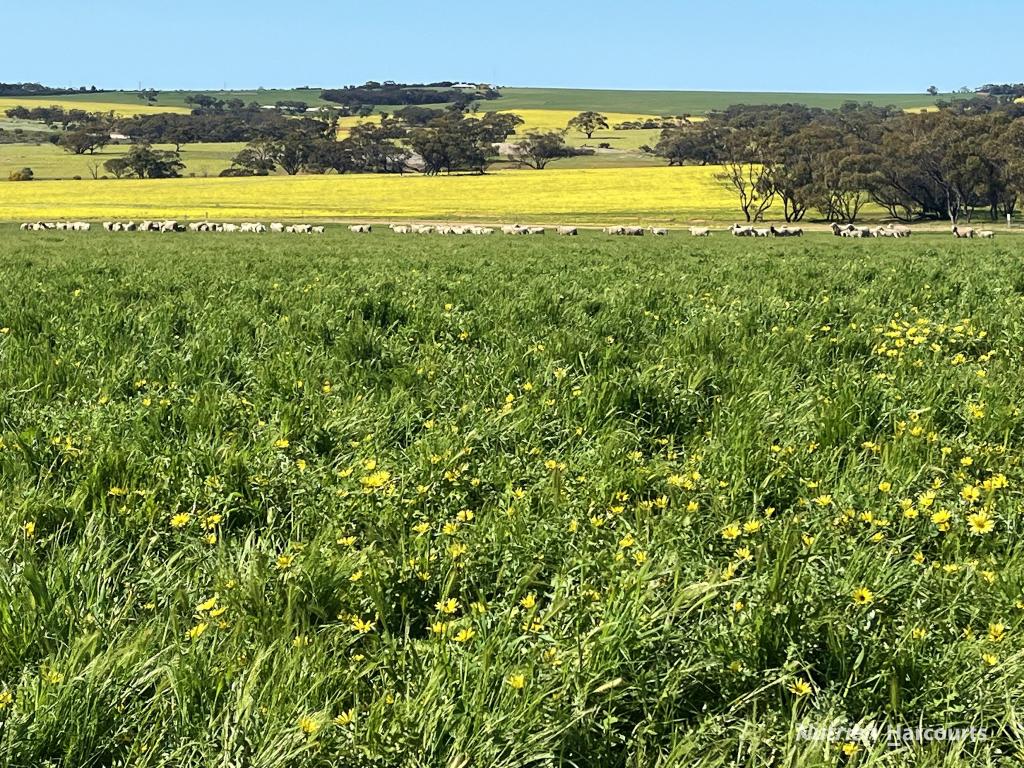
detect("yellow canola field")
[0,166,747,224]
[0,97,191,117]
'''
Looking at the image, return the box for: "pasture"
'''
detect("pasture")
[5,86,958,116]
[0,229,1022,767]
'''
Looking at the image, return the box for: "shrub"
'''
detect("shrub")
[8,167,33,181]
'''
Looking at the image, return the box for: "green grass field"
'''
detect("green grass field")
[493,87,957,114]
[10,86,959,115]
[1,229,1022,766]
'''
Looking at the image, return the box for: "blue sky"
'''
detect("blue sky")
[2,0,1020,93]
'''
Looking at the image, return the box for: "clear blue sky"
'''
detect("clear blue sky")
[3,0,1020,93]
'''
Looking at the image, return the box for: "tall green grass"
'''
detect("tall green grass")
[0,230,1021,767]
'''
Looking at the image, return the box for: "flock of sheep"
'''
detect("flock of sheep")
[20,221,91,231]
[17,221,1000,239]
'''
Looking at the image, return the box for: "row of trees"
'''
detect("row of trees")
[652,103,1024,223]
[0,83,100,96]
[224,109,589,176]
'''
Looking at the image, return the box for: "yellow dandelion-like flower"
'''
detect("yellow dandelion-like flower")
[960,485,981,503]
[298,714,320,735]
[351,616,374,634]
[988,623,1006,643]
[982,653,999,667]
[454,628,476,643]
[274,438,290,449]
[170,513,192,529]
[852,587,874,606]
[0,690,12,710]
[436,598,459,615]
[632,550,647,565]
[813,495,833,507]
[931,509,952,532]
[520,593,536,610]
[721,523,741,541]
[275,553,294,570]
[196,595,218,613]
[507,673,526,690]
[967,511,995,536]
[186,622,208,641]
[742,520,762,534]
[334,709,355,726]
[911,627,928,640]
[360,470,391,489]
[878,481,892,492]
[788,678,812,697]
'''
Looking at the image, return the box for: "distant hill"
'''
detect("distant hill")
[5,86,959,116]
[493,87,955,114]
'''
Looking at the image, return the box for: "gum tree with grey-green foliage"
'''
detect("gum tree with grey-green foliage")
[567,111,609,139]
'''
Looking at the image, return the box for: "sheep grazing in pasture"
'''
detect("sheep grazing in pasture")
[689,227,711,237]
[390,225,413,234]
[886,224,912,238]
[623,227,644,236]
[270,223,285,233]
[349,224,372,234]
[526,226,546,235]
[952,226,975,239]
[650,227,668,236]
[501,224,525,235]
[603,226,626,235]
[469,226,494,235]
[977,230,995,239]
[311,226,325,234]
[770,226,802,237]
[411,224,434,234]
[832,223,870,238]
[557,226,578,236]
[730,224,754,237]
[752,227,771,238]
[222,223,240,233]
